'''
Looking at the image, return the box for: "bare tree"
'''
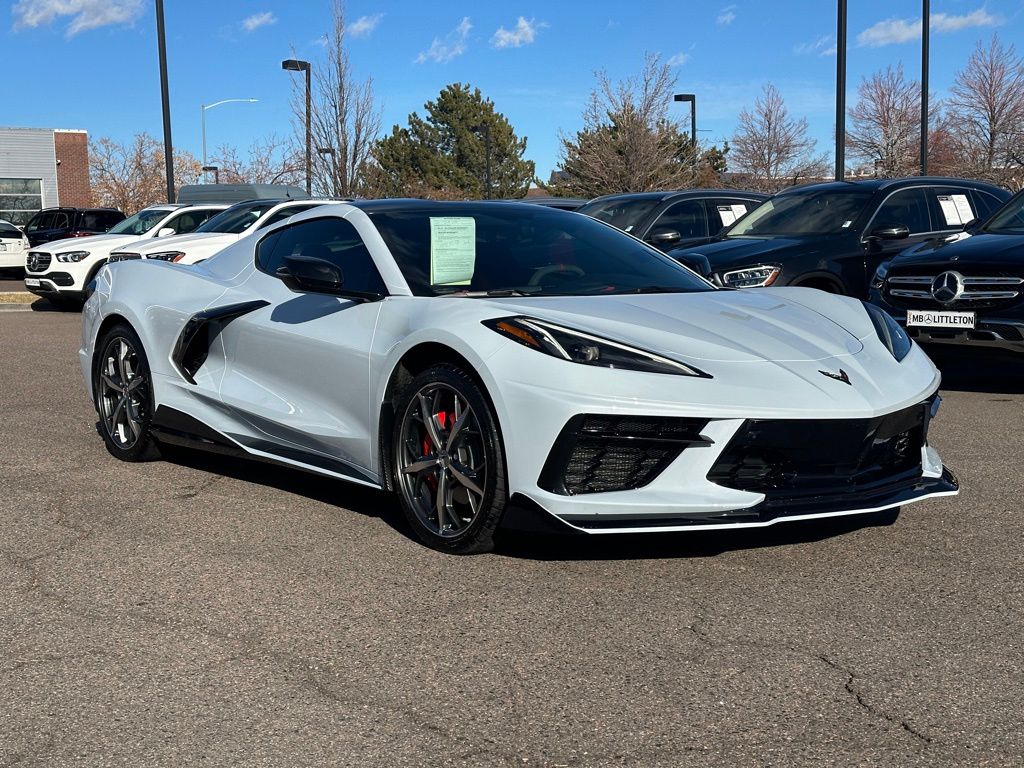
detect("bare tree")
[90,133,201,213]
[846,64,922,178]
[552,55,715,198]
[210,135,303,186]
[730,84,827,192]
[292,0,382,198]
[946,34,1024,190]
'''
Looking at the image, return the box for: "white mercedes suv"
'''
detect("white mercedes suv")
[23,203,226,308]
[108,199,333,266]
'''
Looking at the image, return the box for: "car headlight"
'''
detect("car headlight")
[720,264,780,288]
[108,252,141,263]
[864,302,912,362]
[55,250,90,263]
[146,251,186,262]
[483,316,711,377]
[871,261,890,290]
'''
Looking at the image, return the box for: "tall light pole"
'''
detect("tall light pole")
[201,98,258,175]
[835,0,848,181]
[921,0,930,175]
[673,93,697,151]
[155,0,174,202]
[282,59,312,195]
[317,147,336,196]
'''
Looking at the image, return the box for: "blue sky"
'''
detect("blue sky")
[4,0,1023,180]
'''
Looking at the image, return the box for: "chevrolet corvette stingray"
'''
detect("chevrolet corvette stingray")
[80,200,958,553]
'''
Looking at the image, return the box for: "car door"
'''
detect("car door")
[642,199,708,251]
[214,216,386,482]
[861,187,933,281]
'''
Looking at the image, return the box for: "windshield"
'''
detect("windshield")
[108,208,171,236]
[0,220,21,239]
[982,194,1024,234]
[576,198,662,234]
[369,204,714,298]
[196,201,277,234]
[727,189,873,237]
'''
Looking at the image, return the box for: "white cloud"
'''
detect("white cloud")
[667,52,691,67]
[491,16,545,49]
[416,16,471,63]
[13,0,142,37]
[242,11,276,32]
[857,8,999,47]
[348,13,383,38]
[717,5,736,25]
[794,34,836,56]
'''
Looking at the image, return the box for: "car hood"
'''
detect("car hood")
[669,234,849,272]
[33,233,136,253]
[117,232,237,255]
[894,232,1024,269]
[484,288,869,363]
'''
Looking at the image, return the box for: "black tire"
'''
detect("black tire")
[93,323,162,462]
[392,364,507,554]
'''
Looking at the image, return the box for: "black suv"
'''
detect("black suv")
[869,189,1024,355]
[577,189,769,251]
[667,178,1010,297]
[23,207,125,247]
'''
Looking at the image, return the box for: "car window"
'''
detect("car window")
[729,190,873,236]
[108,209,172,236]
[256,203,320,230]
[196,202,277,234]
[79,212,106,230]
[25,213,51,232]
[709,199,757,233]
[647,200,706,240]
[576,198,661,234]
[51,211,70,230]
[872,188,931,234]
[0,222,21,239]
[982,194,1024,234]
[166,209,217,235]
[257,216,387,295]
[971,191,1003,221]
[924,187,978,232]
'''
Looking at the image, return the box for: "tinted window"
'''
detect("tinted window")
[0,222,21,239]
[874,188,931,234]
[196,202,277,234]
[923,187,979,232]
[257,217,386,295]
[166,209,217,235]
[256,203,322,230]
[983,194,1024,234]
[577,197,661,234]
[109,209,174,236]
[708,199,757,233]
[50,211,70,230]
[971,191,1003,221]
[648,200,706,240]
[26,212,53,232]
[729,190,873,236]
[369,204,714,297]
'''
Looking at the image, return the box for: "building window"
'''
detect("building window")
[0,178,43,227]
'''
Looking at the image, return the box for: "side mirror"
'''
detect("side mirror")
[157,227,176,237]
[962,218,981,233]
[649,230,682,246]
[869,223,910,240]
[276,255,345,294]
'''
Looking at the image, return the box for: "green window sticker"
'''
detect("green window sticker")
[429,217,476,286]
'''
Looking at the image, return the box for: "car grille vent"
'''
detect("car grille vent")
[539,415,712,495]
[25,252,51,272]
[886,273,1023,310]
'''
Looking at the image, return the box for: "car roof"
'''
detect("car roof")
[34,206,122,212]
[777,177,1008,195]
[584,189,769,204]
[348,199,579,214]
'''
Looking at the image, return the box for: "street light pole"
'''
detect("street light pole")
[921,0,930,175]
[673,93,697,169]
[201,99,259,172]
[282,59,312,196]
[317,147,336,196]
[155,0,174,203]
[835,0,848,181]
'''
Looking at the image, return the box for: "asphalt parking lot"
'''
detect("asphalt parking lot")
[2,308,1022,767]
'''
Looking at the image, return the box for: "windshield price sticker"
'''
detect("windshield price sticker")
[907,310,976,329]
[718,206,738,226]
[429,217,476,286]
[937,194,974,226]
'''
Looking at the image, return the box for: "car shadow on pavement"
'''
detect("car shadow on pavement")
[926,345,1024,394]
[160,444,899,561]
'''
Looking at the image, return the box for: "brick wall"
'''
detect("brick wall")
[54,131,91,207]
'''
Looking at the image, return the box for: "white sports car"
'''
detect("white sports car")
[80,201,958,553]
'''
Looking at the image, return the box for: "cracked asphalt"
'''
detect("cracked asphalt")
[2,310,1022,767]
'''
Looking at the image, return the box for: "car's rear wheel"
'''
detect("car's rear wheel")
[94,324,161,462]
[393,364,507,554]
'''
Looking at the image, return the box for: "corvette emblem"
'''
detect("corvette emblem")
[819,369,851,385]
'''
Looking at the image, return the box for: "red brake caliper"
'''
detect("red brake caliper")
[423,410,452,491]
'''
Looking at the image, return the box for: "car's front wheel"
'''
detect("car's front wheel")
[393,364,507,554]
[94,324,161,462]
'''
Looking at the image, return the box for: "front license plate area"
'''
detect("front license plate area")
[907,310,976,329]
[24,278,40,287]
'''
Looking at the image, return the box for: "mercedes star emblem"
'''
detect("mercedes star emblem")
[931,271,964,303]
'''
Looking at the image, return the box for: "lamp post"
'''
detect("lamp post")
[672,93,697,151]
[202,165,220,184]
[282,59,312,195]
[201,98,258,174]
[921,0,930,175]
[155,0,174,202]
[317,147,336,196]
[835,0,848,181]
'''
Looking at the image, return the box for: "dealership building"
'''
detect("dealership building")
[0,127,91,226]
